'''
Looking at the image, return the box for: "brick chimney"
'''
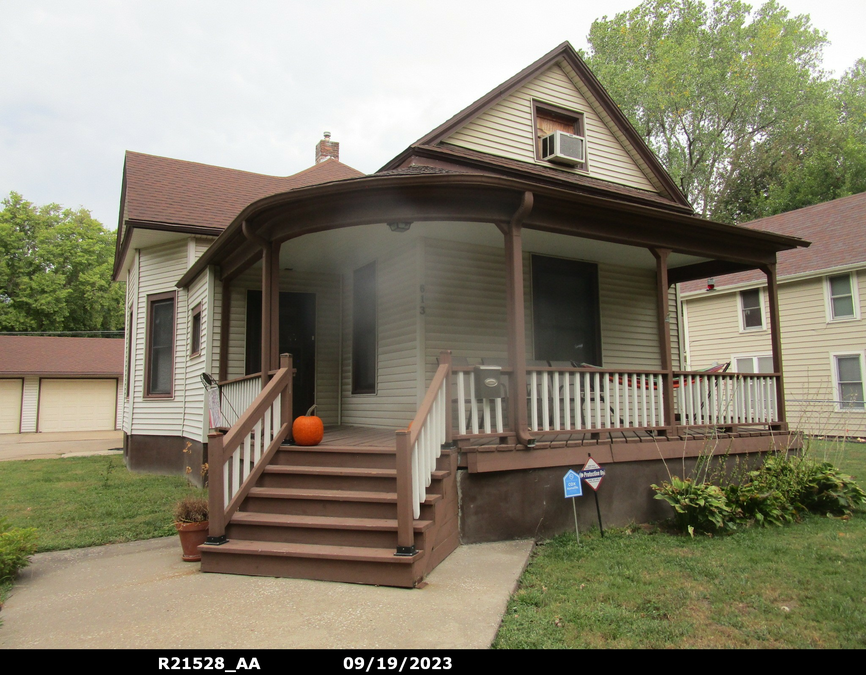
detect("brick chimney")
[315,131,339,163]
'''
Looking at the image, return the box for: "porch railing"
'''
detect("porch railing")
[450,365,781,438]
[206,354,293,543]
[218,374,263,427]
[674,370,779,427]
[394,353,452,555]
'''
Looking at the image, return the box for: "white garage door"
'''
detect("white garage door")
[39,379,117,432]
[0,379,23,434]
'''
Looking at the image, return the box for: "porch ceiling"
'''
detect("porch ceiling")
[275,221,710,274]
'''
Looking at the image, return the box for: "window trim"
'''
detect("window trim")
[825,272,860,323]
[351,262,377,396]
[738,287,766,332]
[190,302,202,358]
[831,351,866,412]
[144,291,176,399]
[125,309,133,398]
[531,99,588,172]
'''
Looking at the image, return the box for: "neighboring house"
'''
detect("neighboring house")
[680,192,866,439]
[114,42,806,586]
[0,336,124,434]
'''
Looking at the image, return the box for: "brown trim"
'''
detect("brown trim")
[144,291,177,398]
[126,308,133,398]
[668,260,758,285]
[189,302,203,357]
[177,172,806,289]
[113,219,222,282]
[761,263,786,423]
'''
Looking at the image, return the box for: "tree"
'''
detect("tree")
[586,0,829,220]
[717,58,866,221]
[0,192,125,332]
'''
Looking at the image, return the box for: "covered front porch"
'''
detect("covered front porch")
[181,172,803,585]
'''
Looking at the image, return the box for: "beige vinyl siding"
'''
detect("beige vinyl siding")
[422,239,664,381]
[123,251,138,434]
[444,64,658,193]
[182,270,210,442]
[342,241,419,428]
[226,268,342,426]
[669,286,682,370]
[683,271,866,436]
[598,266,662,370]
[131,240,189,436]
[19,376,39,433]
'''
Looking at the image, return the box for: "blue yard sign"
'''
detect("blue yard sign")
[563,469,583,498]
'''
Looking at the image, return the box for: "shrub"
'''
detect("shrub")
[651,476,737,536]
[173,495,208,524]
[0,518,38,582]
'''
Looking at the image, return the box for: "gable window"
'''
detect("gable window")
[532,101,587,171]
[827,274,857,321]
[352,262,377,395]
[739,288,764,331]
[834,354,865,410]
[146,292,175,397]
[190,303,202,357]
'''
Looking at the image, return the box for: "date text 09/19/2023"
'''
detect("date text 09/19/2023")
[344,657,453,671]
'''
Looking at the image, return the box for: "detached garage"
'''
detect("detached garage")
[0,336,124,434]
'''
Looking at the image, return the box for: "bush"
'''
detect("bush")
[0,518,38,582]
[651,476,737,535]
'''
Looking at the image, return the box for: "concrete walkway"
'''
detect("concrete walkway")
[0,537,533,649]
[0,430,123,462]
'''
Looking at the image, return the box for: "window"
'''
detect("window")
[740,289,764,330]
[827,274,857,321]
[190,303,202,357]
[125,310,133,397]
[532,100,587,170]
[835,354,865,410]
[734,355,774,374]
[352,262,377,395]
[146,292,175,397]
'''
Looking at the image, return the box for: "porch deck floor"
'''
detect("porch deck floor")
[316,425,399,449]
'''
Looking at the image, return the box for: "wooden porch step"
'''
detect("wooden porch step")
[259,464,449,491]
[231,511,433,532]
[242,486,441,519]
[199,539,424,587]
[274,445,396,469]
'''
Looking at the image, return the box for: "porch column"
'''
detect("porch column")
[501,191,534,448]
[650,248,676,433]
[269,241,282,372]
[218,278,231,382]
[760,262,787,428]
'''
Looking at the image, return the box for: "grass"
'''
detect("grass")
[493,438,866,649]
[0,454,199,552]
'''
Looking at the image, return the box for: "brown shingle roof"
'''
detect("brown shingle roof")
[122,152,365,231]
[0,336,124,376]
[680,192,866,293]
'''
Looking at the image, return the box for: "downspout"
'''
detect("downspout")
[503,191,535,448]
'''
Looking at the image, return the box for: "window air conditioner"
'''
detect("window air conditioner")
[540,130,585,165]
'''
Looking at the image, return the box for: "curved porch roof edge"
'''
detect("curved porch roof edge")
[176,171,809,288]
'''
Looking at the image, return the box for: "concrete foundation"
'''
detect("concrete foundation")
[123,433,207,487]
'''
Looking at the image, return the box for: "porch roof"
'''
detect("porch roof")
[177,170,808,288]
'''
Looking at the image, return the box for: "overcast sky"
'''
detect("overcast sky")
[2,0,864,229]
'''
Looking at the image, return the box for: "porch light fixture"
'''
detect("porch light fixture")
[388,221,412,233]
[706,277,715,291]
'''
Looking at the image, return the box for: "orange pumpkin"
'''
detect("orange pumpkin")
[292,404,324,446]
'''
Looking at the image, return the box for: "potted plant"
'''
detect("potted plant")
[173,494,209,562]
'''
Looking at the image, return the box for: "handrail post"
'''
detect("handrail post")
[280,353,292,438]
[394,429,416,556]
[206,430,227,545]
[440,350,454,446]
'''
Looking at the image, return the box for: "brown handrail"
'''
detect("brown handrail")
[394,351,452,556]
[207,354,293,544]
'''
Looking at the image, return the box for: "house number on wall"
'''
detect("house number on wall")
[419,284,425,315]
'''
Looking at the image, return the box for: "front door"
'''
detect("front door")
[245,291,316,421]
[531,255,601,366]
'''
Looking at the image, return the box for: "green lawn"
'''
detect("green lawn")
[0,454,198,552]
[493,439,866,649]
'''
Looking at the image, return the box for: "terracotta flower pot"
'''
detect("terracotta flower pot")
[175,521,209,562]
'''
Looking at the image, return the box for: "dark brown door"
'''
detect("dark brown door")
[245,291,316,421]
